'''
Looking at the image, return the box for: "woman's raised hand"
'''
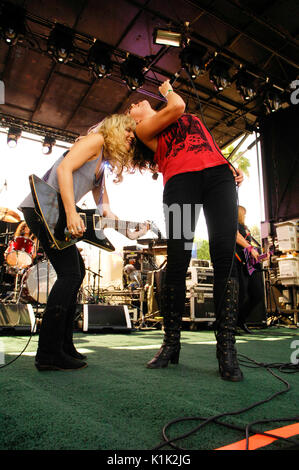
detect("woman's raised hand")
[159,80,173,98]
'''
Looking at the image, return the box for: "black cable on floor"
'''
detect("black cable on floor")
[152,355,299,451]
[0,319,37,370]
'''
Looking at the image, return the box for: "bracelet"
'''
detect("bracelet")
[164,89,173,98]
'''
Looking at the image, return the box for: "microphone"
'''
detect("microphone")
[169,72,180,86]
[159,72,180,100]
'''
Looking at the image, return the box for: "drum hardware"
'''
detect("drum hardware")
[12,270,24,302]
[0,228,14,297]
[18,260,57,304]
[84,268,102,303]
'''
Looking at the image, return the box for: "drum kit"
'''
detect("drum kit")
[0,206,56,304]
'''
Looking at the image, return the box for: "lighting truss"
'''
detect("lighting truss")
[180,42,207,79]
[120,55,147,91]
[47,23,75,64]
[87,40,112,79]
[0,2,26,46]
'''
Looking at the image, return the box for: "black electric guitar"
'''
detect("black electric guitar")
[29,174,161,251]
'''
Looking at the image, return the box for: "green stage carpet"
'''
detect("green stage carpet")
[0,326,299,452]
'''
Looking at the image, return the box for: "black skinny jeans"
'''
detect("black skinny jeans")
[163,164,238,314]
[22,207,85,313]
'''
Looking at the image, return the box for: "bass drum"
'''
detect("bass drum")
[23,260,57,303]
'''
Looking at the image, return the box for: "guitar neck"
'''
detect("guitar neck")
[97,216,144,233]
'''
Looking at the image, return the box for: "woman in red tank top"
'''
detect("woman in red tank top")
[127,81,244,382]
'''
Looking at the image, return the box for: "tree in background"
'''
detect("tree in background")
[223,145,250,177]
[194,238,211,260]
[249,224,261,245]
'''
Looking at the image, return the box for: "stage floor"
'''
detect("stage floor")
[0,326,299,452]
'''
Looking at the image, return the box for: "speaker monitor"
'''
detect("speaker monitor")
[83,304,132,333]
[0,303,36,335]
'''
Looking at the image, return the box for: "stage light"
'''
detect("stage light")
[180,42,207,79]
[47,24,75,64]
[209,55,232,92]
[236,70,257,101]
[264,88,283,113]
[120,55,146,91]
[7,126,21,148]
[0,2,26,46]
[87,40,112,79]
[42,136,56,155]
[153,28,182,47]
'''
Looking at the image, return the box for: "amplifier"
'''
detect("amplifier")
[83,304,132,333]
[189,284,215,322]
[0,303,36,335]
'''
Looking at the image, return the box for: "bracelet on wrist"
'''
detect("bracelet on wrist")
[164,89,173,98]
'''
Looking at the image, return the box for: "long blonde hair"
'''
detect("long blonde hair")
[88,114,136,182]
[238,205,247,225]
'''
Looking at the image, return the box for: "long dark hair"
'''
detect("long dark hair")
[131,134,156,173]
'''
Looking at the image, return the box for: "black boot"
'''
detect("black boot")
[147,286,182,369]
[214,279,243,382]
[63,305,87,360]
[35,306,87,371]
[237,298,253,334]
[237,319,252,334]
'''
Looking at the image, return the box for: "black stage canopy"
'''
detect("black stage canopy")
[0,0,298,148]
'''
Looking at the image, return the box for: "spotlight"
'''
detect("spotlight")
[42,136,56,155]
[264,87,283,113]
[208,55,232,92]
[180,42,207,79]
[120,55,146,91]
[235,70,257,101]
[87,40,112,79]
[153,27,182,47]
[7,126,21,148]
[0,2,26,46]
[47,24,75,64]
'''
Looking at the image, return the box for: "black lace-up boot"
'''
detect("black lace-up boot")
[147,286,182,369]
[214,278,243,382]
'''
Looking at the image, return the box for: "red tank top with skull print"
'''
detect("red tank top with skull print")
[154,114,229,185]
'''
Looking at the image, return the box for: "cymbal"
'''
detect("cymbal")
[0,207,21,224]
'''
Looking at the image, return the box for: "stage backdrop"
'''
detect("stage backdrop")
[259,104,299,225]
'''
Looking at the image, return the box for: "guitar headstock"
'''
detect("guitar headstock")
[147,220,163,240]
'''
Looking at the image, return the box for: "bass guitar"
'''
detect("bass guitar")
[243,246,271,276]
[29,174,161,251]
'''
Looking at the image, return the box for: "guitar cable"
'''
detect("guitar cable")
[0,317,37,370]
[152,354,299,451]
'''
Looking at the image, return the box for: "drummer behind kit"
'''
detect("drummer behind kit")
[0,206,51,304]
[0,206,22,300]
